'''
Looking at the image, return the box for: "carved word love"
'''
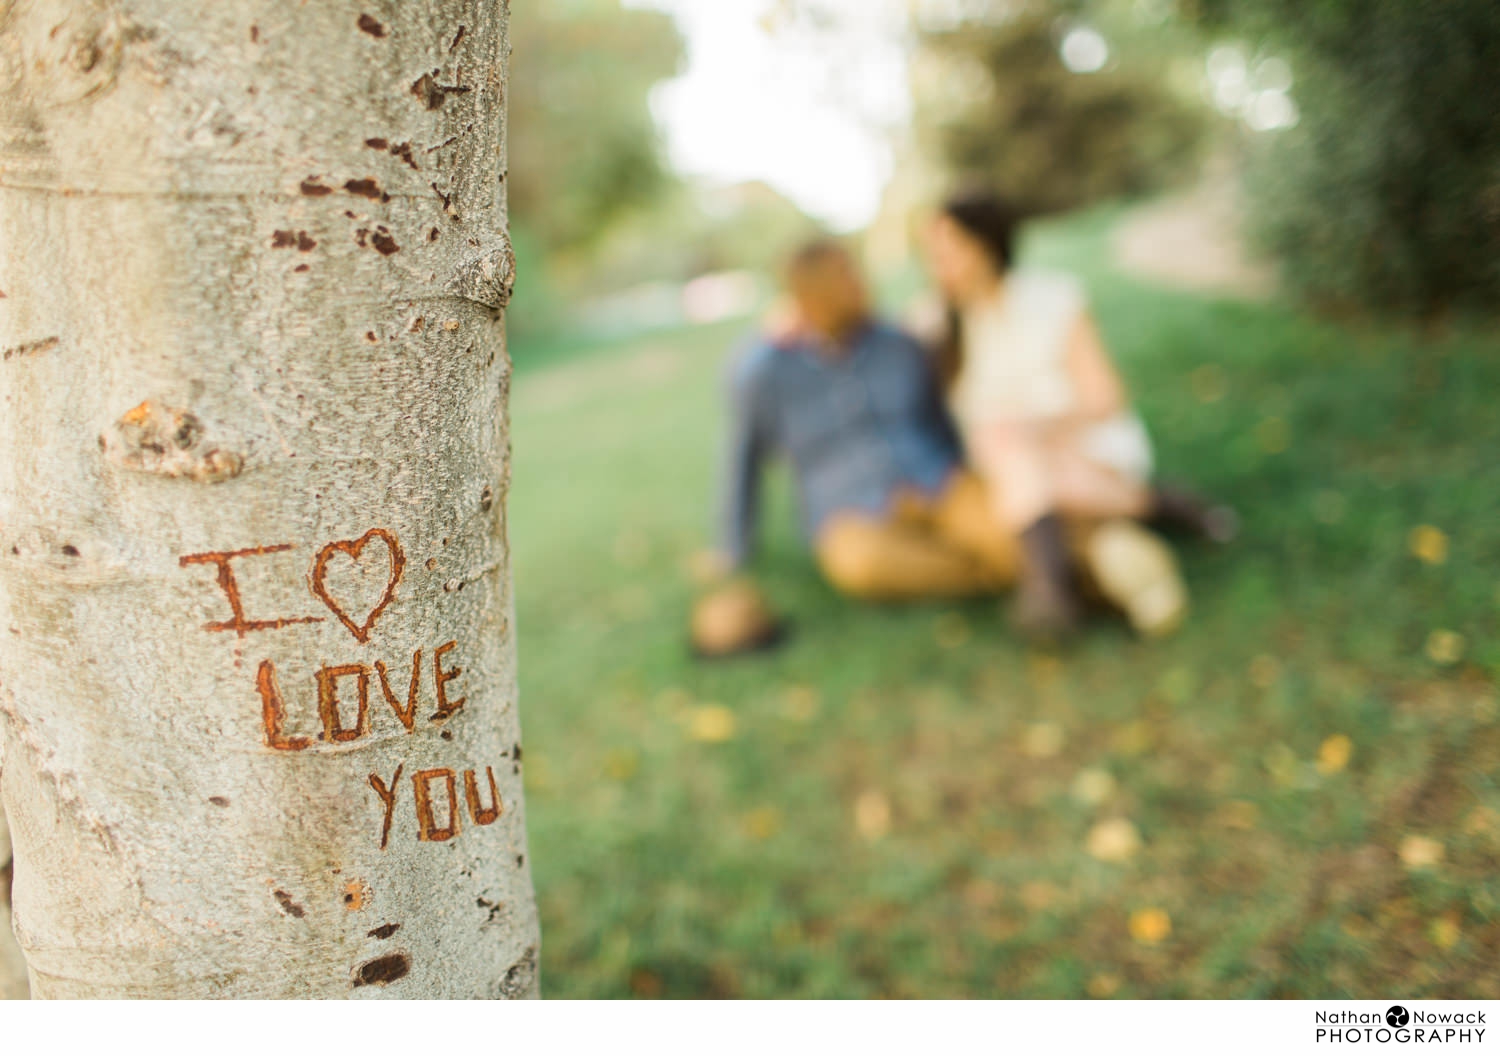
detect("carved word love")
[179,529,404,643]
[256,641,466,751]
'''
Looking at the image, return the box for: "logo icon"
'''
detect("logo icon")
[1386,1006,1410,1027]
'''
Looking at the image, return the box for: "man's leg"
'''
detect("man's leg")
[816,512,999,602]
[929,471,1022,587]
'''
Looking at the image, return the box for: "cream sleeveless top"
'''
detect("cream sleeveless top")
[949,270,1154,481]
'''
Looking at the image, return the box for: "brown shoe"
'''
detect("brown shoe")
[1149,483,1239,543]
[1010,514,1083,641]
[690,579,788,659]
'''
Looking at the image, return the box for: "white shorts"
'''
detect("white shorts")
[1080,413,1155,483]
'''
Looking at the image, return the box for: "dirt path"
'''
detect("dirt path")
[1112,175,1276,299]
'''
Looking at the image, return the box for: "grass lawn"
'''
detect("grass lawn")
[507,206,1500,999]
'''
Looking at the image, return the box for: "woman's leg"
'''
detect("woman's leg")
[1079,519,1188,639]
[1047,445,1151,521]
[974,424,1150,526]
[968,428,1085,637]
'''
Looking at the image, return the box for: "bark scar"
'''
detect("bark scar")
[101,401,244,484]
[447,235,515,310]
[3,337,61,362]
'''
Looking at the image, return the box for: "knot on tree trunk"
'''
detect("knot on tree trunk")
[447,235,515,310]
[101,400,245,484]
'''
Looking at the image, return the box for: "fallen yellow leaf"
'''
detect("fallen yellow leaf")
[1019,881,1059,912]
[1129,907,1172,944]
[1087,818,1142,863]
[742,806,781,841]
[854,790,891,841]
[1399,834,1445,870]
[1087,972,1123,998]
[1430,916,1461,950]
[1408,525,1449,566]
[1463,806,1499,837]
[687,705,736,743]
[1425,629,1465,666]
[1317,734,1353,775]
[603,748,639,782]
[1113,720,1152,756]
[1071,768,1117,807]
[1022,722,1065,759]
[1213,800,1260,831]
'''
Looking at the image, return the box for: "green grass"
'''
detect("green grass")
[508,205,1500,999]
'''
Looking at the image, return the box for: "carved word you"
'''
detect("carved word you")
[369,763,505,849]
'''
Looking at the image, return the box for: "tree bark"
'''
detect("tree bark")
[0,809,27,998]
[0,0,537,998]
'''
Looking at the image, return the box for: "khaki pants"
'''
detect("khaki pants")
[814,471,1019,602]
[814,471,1186,636]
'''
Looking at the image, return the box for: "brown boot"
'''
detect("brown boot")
[1148,483,1239,543]
[1011,514,1083,641]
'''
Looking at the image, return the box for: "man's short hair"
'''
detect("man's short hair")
[784,238,852,287]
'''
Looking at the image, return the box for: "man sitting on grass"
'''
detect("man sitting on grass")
[712,240,1022,615]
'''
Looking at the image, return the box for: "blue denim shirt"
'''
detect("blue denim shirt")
[720,320,962,566]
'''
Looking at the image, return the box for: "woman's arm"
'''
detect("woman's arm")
[992,311,1130,446]
[1065,312,1130,423]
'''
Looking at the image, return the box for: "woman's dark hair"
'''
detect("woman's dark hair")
[941,189,1020,271]
[934,189,1022,389]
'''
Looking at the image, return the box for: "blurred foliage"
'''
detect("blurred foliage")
[582,181,822,292]
[913,4,1206,216]
[506,1,825,344]
[506,0,684,336]
[508,0,683,257]
[1181,0,1500,319]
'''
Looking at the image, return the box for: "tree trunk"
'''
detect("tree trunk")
[0,809,27,998]
[0,0,537,998]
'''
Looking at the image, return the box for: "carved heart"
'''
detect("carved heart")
[311,529,405,644]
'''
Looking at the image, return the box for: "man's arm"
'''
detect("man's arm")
[718,344,775,569]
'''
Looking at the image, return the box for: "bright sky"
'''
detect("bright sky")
[623,0,912,232]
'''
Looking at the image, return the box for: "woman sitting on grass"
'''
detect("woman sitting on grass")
[920,190,1235,639]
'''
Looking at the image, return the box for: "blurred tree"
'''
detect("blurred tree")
[507,1,684,260]
[0,815,23,997]
[912,3,1206,216]
[584,181,823,294]
[1184,0,1500,318]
